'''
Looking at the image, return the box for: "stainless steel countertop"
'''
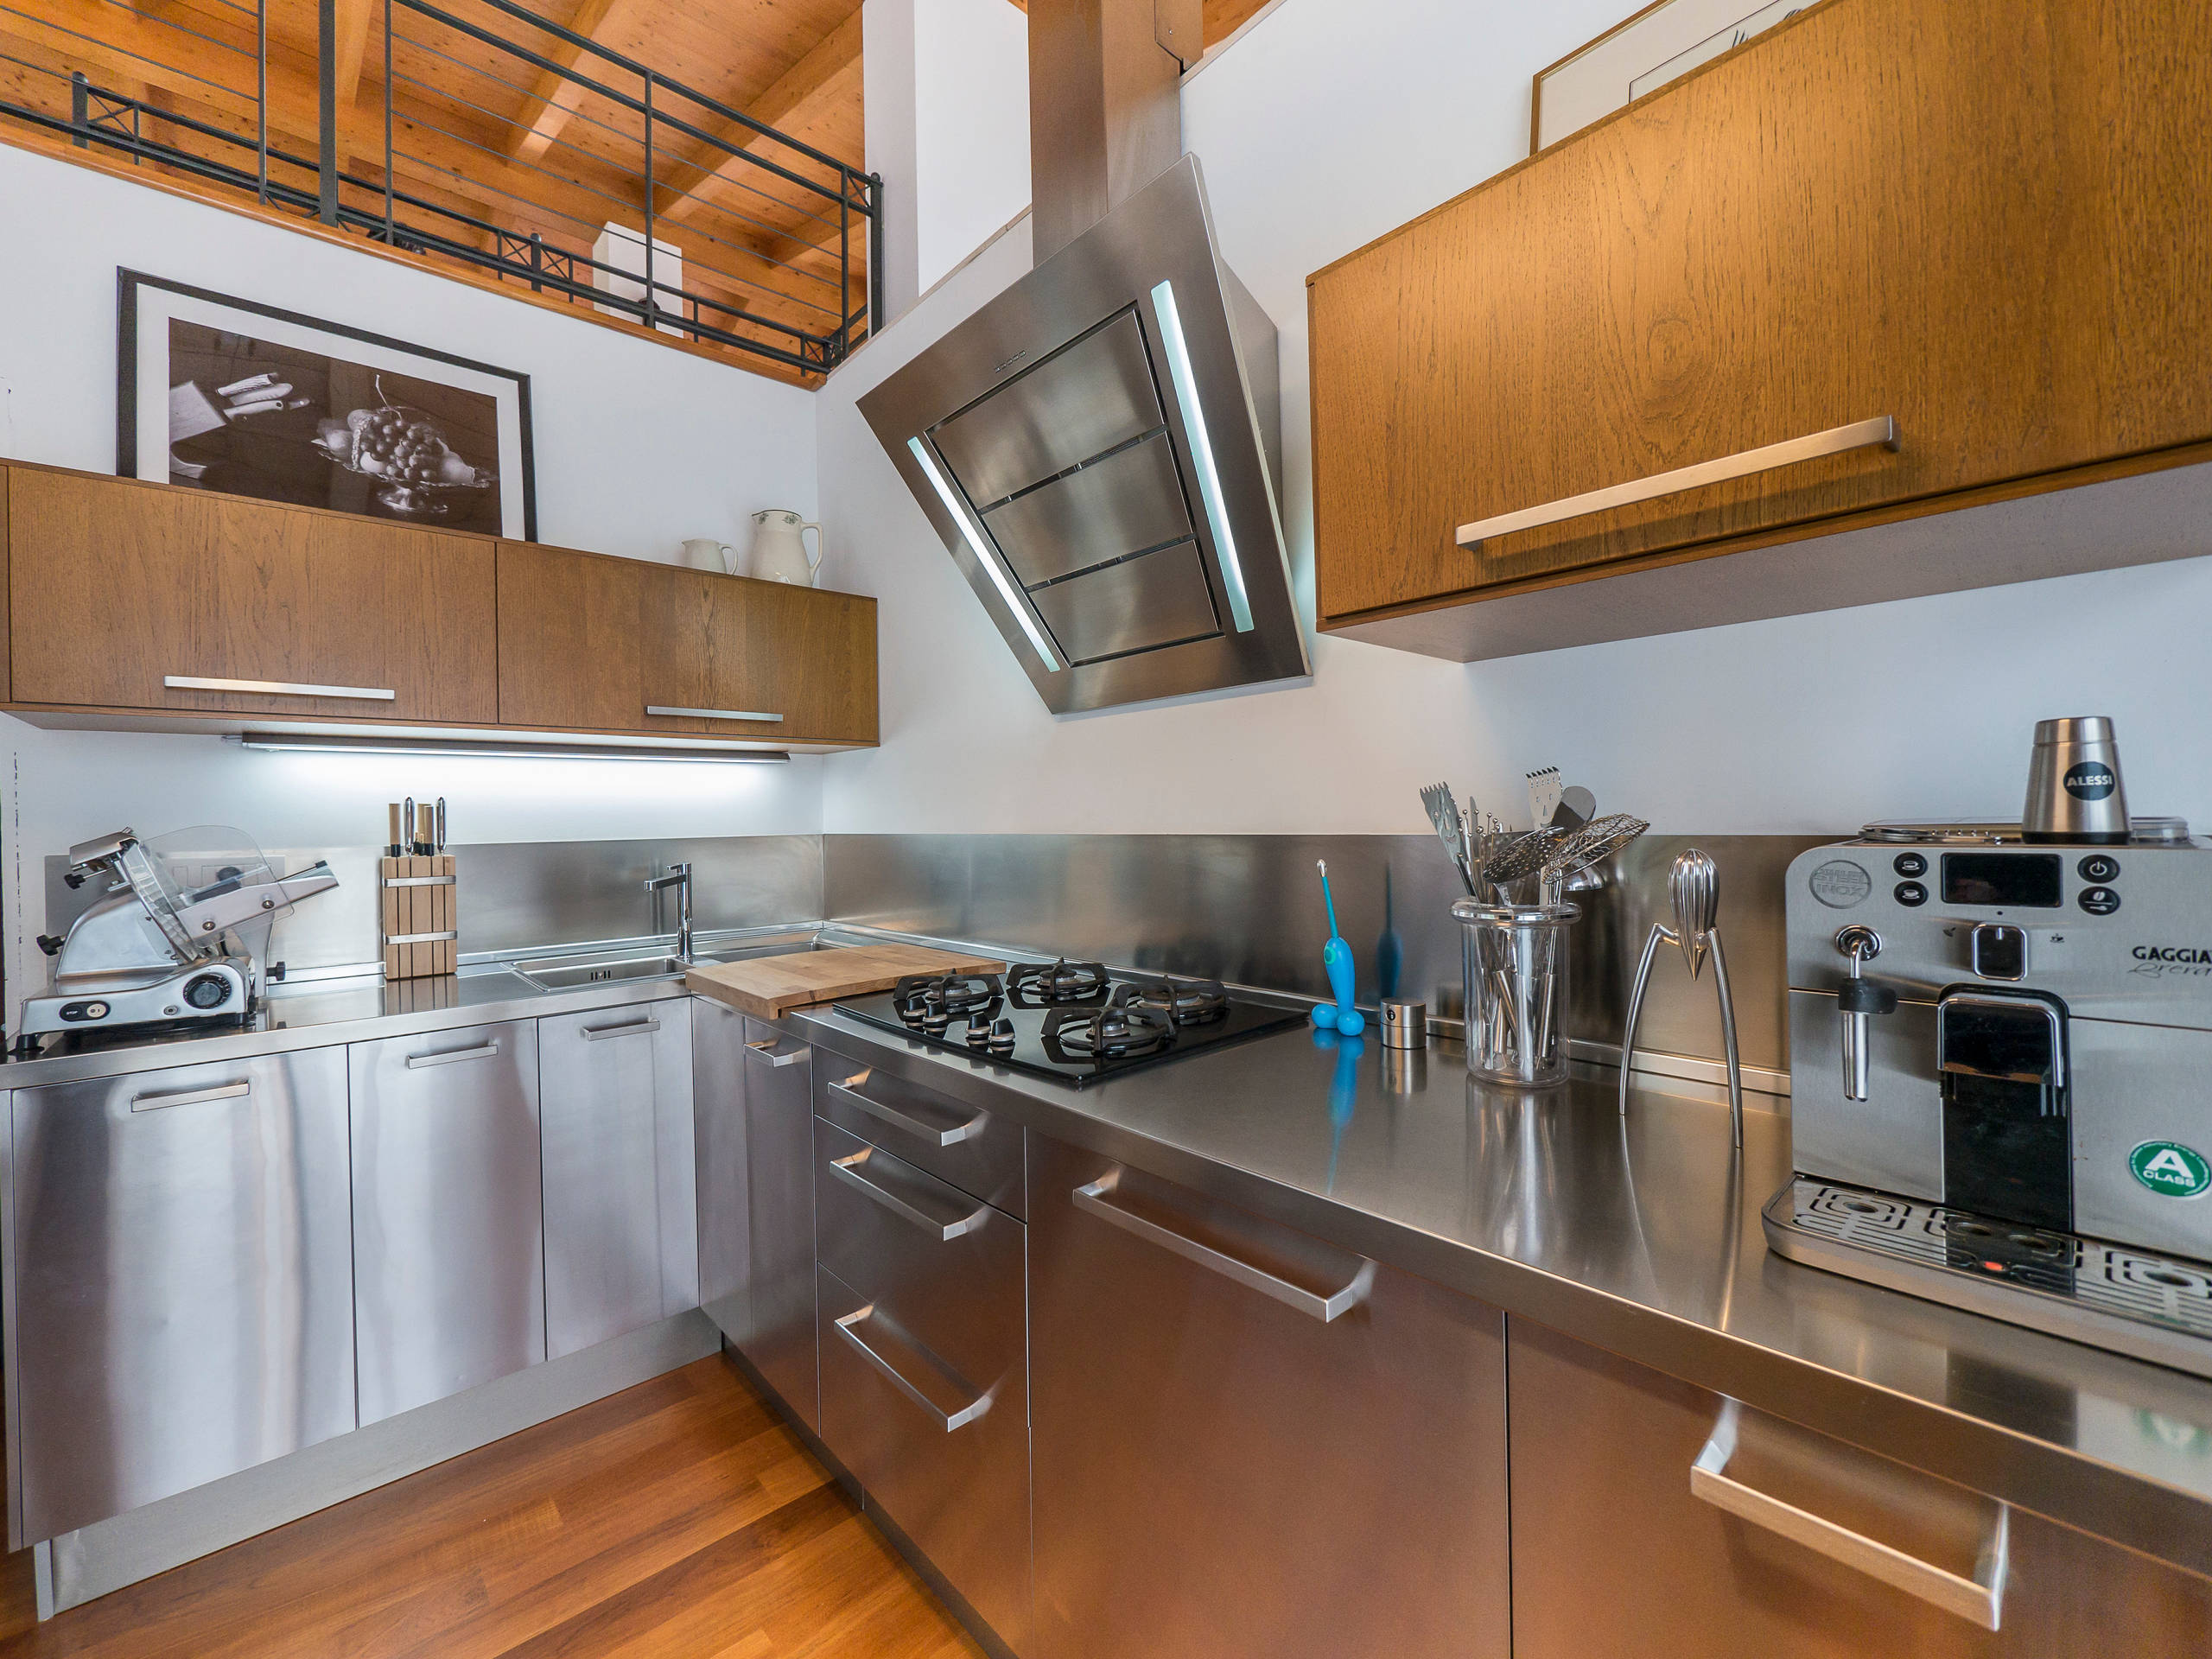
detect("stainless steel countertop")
[789,1004,2212,1580]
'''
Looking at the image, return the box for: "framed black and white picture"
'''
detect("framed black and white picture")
[118,270,537,538]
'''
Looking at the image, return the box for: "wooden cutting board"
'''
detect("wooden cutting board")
[684,942,1008,1020]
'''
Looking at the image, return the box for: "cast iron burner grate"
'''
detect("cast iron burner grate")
[1008,959,1111,1005]
[1121,975,1230,1026]
[1040,1000,1177,1065]
[1764,1178,2212,1380]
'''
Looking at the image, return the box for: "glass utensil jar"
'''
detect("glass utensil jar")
[1454,899,1580,1088]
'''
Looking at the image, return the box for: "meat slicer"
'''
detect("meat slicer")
[14,826,339,1052]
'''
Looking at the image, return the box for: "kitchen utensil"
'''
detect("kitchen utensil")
[1455,898,1579,1087]
[1554,785,1596,830]
[414,803,435,856]
[402,797,415,855]
[687,942,1009,1020]
[1418,783,1474,893]
[1479,828,1564,896]
[1464,796,1480,889]
[1526,767,1564,828]
[1619,848,1743,1145]
[1380,998,1427,1050]
[385,802,404,858]
[2024,715,2129,844]
[1539,814,1649,903]
[434,798,447,854]
[747,509,823,586]
[681,537,736,574]
[1310,860,1365,1035]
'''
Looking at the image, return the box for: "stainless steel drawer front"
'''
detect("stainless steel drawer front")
[541,1001,697,1361]
[827,1073,987,1147]
[10,1050,357,1542]
[830,1145,991,1242]
[814,1058,1025,1218]
[349,1020,544,1426]
[831,1300,994,1431]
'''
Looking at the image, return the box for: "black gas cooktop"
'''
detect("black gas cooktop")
[834,960,1307,1087]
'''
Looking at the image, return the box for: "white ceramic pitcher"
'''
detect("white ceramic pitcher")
[747,509,823,586]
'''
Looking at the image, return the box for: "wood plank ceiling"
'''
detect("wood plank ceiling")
[0,0,1269,378]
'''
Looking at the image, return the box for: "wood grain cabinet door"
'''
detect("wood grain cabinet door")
[640,569,877,746]
[494,542,652,734]
[1309,0,2212,622]
[9,469,495,721]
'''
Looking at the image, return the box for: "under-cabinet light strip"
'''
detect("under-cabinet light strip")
[1149,279,1255,633]
[232,734,790,764]
[907,436,1063,671]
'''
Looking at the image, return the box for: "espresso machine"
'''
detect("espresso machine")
[1764,750,2212,1376]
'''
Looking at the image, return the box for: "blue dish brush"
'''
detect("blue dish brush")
[1310,860,1365,1036]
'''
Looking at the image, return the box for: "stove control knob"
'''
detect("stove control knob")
[963,1014,992,1048]
[987,1018,1016,1056]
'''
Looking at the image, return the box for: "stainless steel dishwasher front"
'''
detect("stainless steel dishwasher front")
[8,1049,357,1543]
[349,1020,544,1424]
[1028,1133,1511,1659]
[540,1001,697,1358]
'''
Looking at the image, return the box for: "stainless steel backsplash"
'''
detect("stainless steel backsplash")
[823,833,1831,1077]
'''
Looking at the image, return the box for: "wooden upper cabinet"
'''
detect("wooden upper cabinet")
[639,564,878,746]
[8,466,496,721]
[1308,0,2212,629]
[497,542,879,746]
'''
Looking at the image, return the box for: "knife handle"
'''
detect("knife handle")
[386,802,404,857]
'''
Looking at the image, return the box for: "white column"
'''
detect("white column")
[864,0,1030,327]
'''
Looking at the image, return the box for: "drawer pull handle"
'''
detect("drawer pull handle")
[831,1305,992,1432]
[1689,1400,2009,1631]
[830,1147,989,1242]
[404,1040,500,1069]
[645,705,785,723]
[743,1038,808,1068]
[1456,416,1901,551]
[166,674,397,701]
[1073,1170,1376,1323]
[830,1073,986,1147]
[130,1079,250,1111]
[581,1017,662,1042]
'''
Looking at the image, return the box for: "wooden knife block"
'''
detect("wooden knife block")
[380,855,457,979]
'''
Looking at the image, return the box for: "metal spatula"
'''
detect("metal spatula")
[1418,783,1474,893]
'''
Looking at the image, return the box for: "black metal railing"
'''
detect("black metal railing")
[1,0,879,375]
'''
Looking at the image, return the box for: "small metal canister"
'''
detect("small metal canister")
[2024,715,2129,844]
[1380,998,1427,1050]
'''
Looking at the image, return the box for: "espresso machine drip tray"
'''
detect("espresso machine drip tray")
[1764,1179,2212,1381]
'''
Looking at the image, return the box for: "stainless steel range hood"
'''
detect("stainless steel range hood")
[858,42,1309,711]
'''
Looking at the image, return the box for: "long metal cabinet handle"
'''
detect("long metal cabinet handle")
[831,1306,992,1432]
[744,1038,807,1068]
[130,1079,250,1111]
[830,1148,989,1241]
[166,674,397,700]
[1689,1400,2008,1631]
[404,1040,501,1069]
[830,1073,986,1147]
[1456,416,1902,550]
[645,705,785,723]
[581,1017,662,1041]
[1073,1171,1376,1323]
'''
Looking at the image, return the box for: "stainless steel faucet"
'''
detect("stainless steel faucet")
[644,861,695,963]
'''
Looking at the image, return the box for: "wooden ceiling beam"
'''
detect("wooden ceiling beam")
[658,10,859,225]
[505,0,625,162]
[332,0,376,106]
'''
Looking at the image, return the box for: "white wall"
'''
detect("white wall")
[817,0,2212,838]
[0,144,826,997]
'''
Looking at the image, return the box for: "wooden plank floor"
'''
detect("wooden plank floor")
[0,1352,986,1658]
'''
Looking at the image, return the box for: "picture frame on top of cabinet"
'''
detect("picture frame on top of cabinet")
[1531,0,1815,153]
[117,268,537,539]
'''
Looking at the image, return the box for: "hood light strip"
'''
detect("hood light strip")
[1150,279,1254,633]
[908,436,1063,671]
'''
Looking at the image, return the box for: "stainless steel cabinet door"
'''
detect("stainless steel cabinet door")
[349,1021,543,1425]
[692,996,751,1345]
[741,1018,817,1431]
[540,1001,696,1359]
[9,1051,356,1542]
[1508,1318,2212,1657]
[1029,1135,1510,1659]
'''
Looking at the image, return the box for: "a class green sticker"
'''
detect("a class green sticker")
[2130,1141,2212,1198]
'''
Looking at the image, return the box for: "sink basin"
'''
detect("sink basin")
[517,953,692,990]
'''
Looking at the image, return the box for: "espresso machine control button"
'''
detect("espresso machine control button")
[1894,880,1929,907]
[1892,852,1929,878]
[2079,887,2122,916]
[2078,855,2121,883]
[1969,923,2029,981]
